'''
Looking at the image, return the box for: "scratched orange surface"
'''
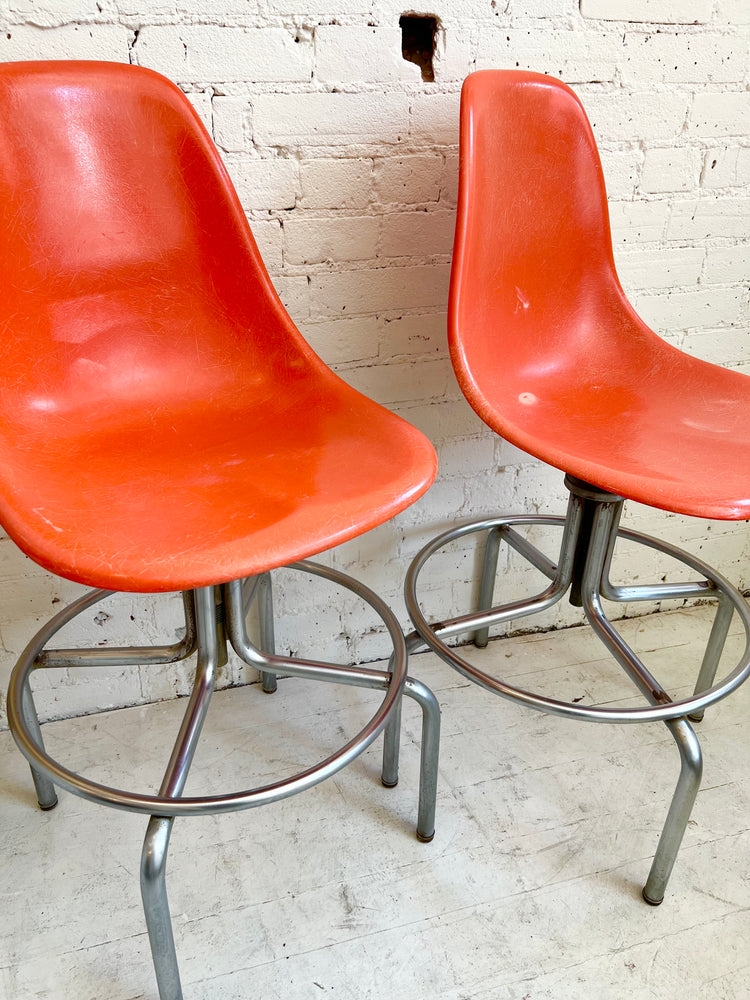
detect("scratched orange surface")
[0,61,437,591]
[450,71,750,520]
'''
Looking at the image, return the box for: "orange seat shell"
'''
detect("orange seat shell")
[0,62,437,592]
[450,70,750,521]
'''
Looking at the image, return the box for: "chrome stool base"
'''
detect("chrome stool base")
[8,561,440,1000]
[406,476,750,904]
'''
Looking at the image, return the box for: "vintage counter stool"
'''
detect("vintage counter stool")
[405,70,750,905]
[1,61,440,999]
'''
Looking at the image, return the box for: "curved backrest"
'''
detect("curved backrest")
[449,70,647,437]
[0,61,313,435]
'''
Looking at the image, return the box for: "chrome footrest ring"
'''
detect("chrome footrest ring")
[8,561,407,817]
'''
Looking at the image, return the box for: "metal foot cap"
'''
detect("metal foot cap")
[642,887,664,906]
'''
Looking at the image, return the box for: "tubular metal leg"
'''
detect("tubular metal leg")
[380,632,428,790]
[20,681,58,810]
[380,626,429,790]
[474,526,503,648]
[689,596,734,722]
[580,500,706,903]
[140,587,218,1000]
[378,675,439,837]
[642,718,703,905]
[381,684,401,788]
[141,816,182,1000]
[258,573,278,694]
[403,677,440,842]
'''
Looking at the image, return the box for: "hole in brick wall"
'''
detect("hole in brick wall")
[400,13,439,82]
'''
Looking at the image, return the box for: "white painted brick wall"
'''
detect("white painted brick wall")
[134,26,314,83]
[284,215,380,264]
[211,97,250,152]
[690,91,750,136]
[641,148,700,192]
[315,25,417,83]
[373,155,443,204]
[702,146,750,188]
[580,0,713,21]
[0,1,748,727]
[253,91,409,146]
[300,159,372,209]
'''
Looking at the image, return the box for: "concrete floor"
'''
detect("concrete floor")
[1,605,749,1000]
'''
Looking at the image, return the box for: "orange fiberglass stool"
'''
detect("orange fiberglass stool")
[405,70,750,905]
[1,61,440,999]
